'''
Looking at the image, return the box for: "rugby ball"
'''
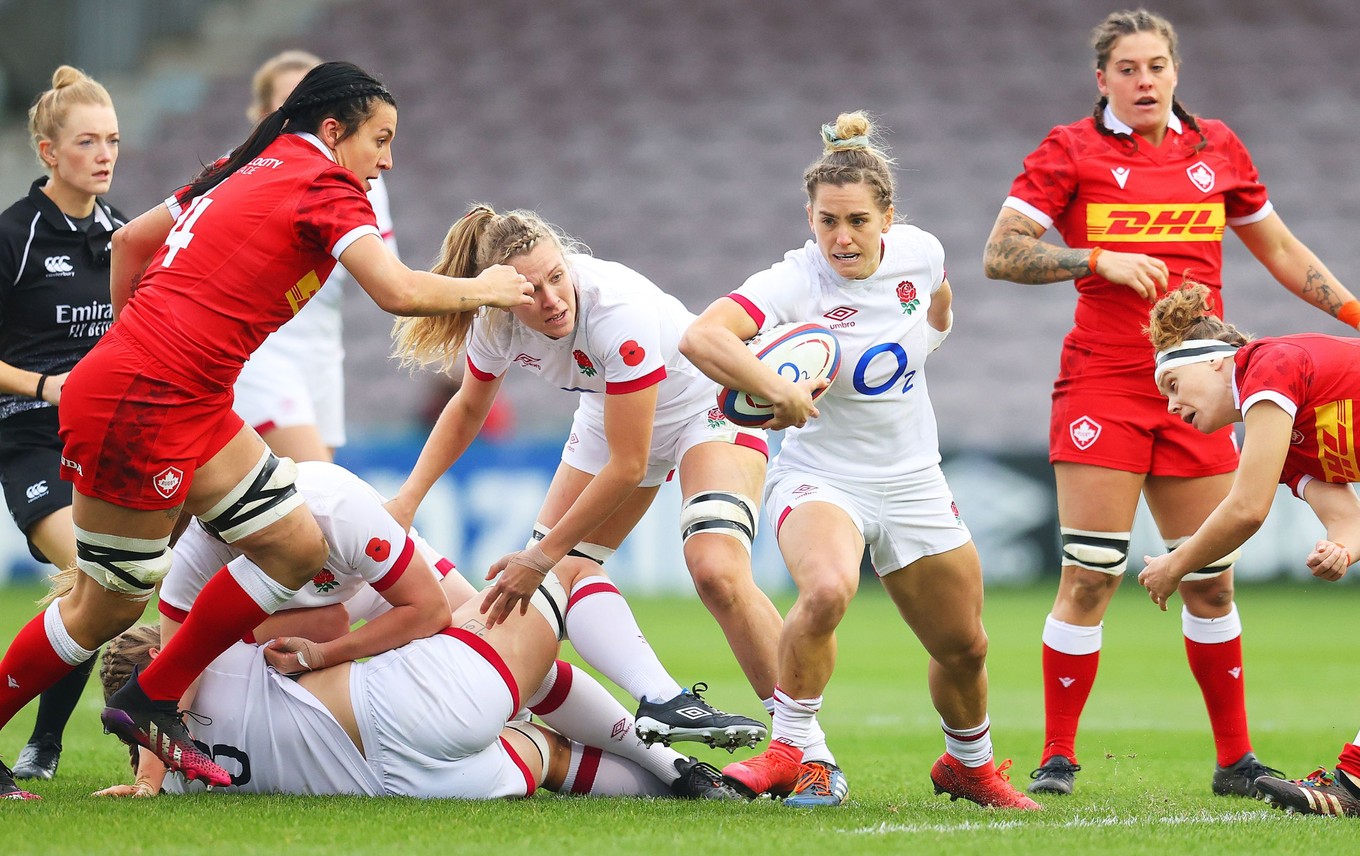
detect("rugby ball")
[717,322,841,427]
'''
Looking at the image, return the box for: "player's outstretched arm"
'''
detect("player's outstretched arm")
[1233,213,1360,328]
[339,234,532,316]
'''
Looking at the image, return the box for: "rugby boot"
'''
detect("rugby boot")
[671,756,744,801]
[10,734,61,780]
[1255,767,1360,817]
[101,667,230,786]
[721,739,804,798]
[0,757,39,800]
[635,682,766,750]
[784,760,849,807]
[1027,755,1080,795]
[931,754,1042,810]
[1212,750,1284,798]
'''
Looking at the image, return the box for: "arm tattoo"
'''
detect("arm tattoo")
[983,211,1091,284]
[1300,266,1344,315]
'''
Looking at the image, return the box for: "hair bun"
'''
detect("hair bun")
[51,65,86,89]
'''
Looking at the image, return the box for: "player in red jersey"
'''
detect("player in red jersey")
[1138,284,1360,817]
[0,61,532,799]
[981,10,1358,798]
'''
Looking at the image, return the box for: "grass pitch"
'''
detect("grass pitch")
[1,579,1356,854]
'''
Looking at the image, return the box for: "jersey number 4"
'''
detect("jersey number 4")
[162,196,215,268]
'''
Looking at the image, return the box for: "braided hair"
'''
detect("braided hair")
[183,61,395,201]
[1090,9,1205,155]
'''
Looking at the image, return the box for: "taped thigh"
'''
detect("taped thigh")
[527,523,615,565]
[503,720,552,781]
[74,525,172,602]
[1060,527,1131,575]
[1164,536,1241,581]
[530,573,568,641]
[679,491,758,553]
[199,448,304,542]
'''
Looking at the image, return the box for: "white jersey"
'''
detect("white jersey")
[162,641,382,796]
[465,254,716,436]
[730,224,947,482]
[159,461,446,625]
[163,632,534,799]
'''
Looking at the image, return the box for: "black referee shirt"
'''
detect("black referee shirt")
[0,177,126,421]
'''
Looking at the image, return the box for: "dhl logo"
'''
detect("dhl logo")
[286,270,323,315]
[1086,203,1224,243]
[1315,399,1360,482]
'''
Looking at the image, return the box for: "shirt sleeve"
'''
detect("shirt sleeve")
[1213,122,1272,225]
[1002,126,1076,230]
[294,167,381,259]
[326,481,418,592]
[464,317,511,380]
[729,253,816,333]
[1236,342,1308,420]
[590,299,669,394]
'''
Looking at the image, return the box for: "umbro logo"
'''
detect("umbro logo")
[610,718,629,740]
[1059,677,1076,687]
[672,705,711,720]
[1111,167,1130,189]
[824,306,857,322]
[792,484,819,497]
[512,353,541,369]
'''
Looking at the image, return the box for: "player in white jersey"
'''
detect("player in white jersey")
[231,50,400,462]
[682,112,1038,810]
[94,584,741,800]
[157,460,461,675]
[390,205,793,752]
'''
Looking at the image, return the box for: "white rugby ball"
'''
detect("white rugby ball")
[717,322,841,427]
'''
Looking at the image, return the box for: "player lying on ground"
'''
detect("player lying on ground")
[95,578,739,800]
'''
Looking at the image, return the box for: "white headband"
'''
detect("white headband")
[1153,339,1238,385]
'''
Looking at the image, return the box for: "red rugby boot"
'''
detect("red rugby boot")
[931,754,1042,810]
[722,740,804,798]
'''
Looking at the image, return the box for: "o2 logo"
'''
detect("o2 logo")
[852,343,915,396]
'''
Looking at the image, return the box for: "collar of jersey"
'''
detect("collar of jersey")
[294,132,338,163]
[1102,103,1183,137]
[27,176,116,234]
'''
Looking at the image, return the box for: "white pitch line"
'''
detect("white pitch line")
[853,809,1283,835]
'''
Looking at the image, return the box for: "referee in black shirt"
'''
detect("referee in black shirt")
[0,66,124,789]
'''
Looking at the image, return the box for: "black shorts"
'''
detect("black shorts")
[0,407,71,563]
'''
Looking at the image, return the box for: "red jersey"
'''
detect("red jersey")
[1005,109,1270,351]
[116,133,379,391]
[1234,335,1360,496]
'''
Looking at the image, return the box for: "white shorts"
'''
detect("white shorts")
[352,628,536,798]
[562,405,766,487]
[234,337,346,448]
[765,461,971,575]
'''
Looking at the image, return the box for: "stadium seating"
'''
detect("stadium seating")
[105,0,1360,448]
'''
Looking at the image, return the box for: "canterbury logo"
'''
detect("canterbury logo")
[1086,203,1224,243]
[45,255,73,274]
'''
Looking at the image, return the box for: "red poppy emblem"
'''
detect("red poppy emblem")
[365,537,391,562]
[619,340,645,367]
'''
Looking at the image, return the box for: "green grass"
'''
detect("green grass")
[2,580,1358,854]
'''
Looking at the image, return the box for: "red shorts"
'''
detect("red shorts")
[1049,339,1237,477]
[58,329,244,510]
